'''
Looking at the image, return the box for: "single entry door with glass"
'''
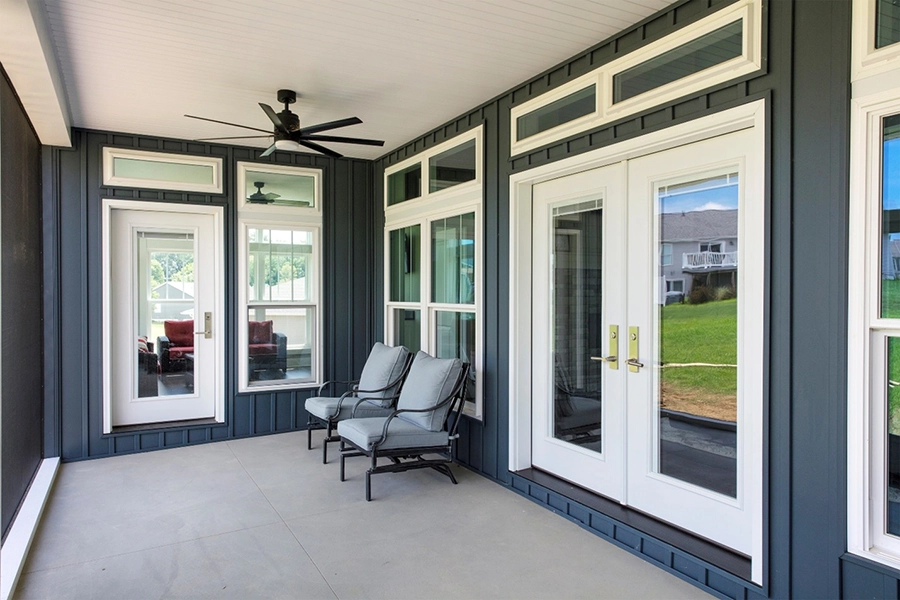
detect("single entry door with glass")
[105,202,224,429]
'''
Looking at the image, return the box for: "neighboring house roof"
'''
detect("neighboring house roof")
[153,281,195,298]
[661,209,738,243]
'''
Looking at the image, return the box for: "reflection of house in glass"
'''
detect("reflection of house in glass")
[659,209,737,304]
[151,281,194,320]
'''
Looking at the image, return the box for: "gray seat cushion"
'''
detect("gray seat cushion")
[338,417,449,451]
[395,352,463,432]
[305,396,394,421]
[356,343,412,408]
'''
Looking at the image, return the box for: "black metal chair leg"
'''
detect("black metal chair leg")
[365,470,372,501]
[340,450,346,482]
[307,419,313,450]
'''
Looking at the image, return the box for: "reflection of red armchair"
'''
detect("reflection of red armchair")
[249,320,287,380]
[157,319,194,373]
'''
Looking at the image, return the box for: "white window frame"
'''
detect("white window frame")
[237,164,324,393]
[236,162,322,218]
[666,278,684,294]
[509,0,761,157]
[384,129,484,419]
[848,90,900,569]
[853,0,900,83]
[102,147,223,194]
[700,241,726,253]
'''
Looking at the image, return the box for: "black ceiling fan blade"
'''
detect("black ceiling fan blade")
[195,135,273,141]
[184,114,271,134]
[259,103,289,134]
[300,134,385,146]
[260,143,277,158]
[298,117,363,135]
[298,139,343,159]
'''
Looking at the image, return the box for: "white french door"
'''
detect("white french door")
[104,201,224,430]
[529,125,763,568]
[531,163,627,500]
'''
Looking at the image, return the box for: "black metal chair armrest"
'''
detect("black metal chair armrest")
[317,379,359,397]
[349,393,400,418]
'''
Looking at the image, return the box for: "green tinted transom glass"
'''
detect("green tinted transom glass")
[613,20,743,104]
[113,157,213,186]
[877,0,900,49]
[429,139,476,193]
[882,114,900,318]
[244,170,316,208]
[387,164,422,206]
[516,85,596,141]
[389,225,421,303]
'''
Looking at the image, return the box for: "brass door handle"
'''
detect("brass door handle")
[590,355,617,364]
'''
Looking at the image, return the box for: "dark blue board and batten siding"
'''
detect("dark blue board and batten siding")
[374,0,860,598]
[43,129,378,460]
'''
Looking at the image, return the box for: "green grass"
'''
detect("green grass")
[659,299,737,419]
[881,281,900,433]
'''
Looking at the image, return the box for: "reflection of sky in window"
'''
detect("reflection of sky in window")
[659,172,739,213]
[885,137,900,210]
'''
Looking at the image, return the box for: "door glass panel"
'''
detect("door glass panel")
[138,232,195,397]
[552,201,603,450]
[435,310,476,405]
[882,114,900,318]
[389,225,421,302]
[877,0,900,49]
[657,172,739,497]
[517,85,596,141]
[613,20,743,104]
[393,309,421,352]
[431,212,476,304]
[429,139,476,193]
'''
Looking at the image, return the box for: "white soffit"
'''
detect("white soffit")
[0,0,71,146]
[40,0,675,159]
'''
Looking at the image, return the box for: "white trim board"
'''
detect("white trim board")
[0,457,61,600]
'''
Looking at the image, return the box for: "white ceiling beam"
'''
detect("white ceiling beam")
[0,0,71,146]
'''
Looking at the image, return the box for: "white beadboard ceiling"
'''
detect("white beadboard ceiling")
[40,0,675,159]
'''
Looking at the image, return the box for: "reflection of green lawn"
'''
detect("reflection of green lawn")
[660,299,737,422]
[883,279,900,319]
[884,282,900,434]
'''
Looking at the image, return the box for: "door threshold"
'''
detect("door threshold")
[110,418,221,434]
[514,467,751,581]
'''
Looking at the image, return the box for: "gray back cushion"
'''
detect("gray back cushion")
[357,343,412,407]
[396,352,463,431]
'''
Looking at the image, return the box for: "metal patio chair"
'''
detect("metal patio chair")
[305,342,412,463]
[337,351,469,501]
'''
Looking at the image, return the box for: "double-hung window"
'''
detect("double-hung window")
[237,162,323,392]
[384,128,483,418]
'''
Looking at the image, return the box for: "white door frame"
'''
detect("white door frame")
[102,199,225,433]
[508,99,766,583]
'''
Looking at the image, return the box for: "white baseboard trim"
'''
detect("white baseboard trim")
[0,457,60,600]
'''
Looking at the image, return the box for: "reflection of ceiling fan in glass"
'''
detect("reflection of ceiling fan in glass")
[185,89,385,159]
[247,181,280,204]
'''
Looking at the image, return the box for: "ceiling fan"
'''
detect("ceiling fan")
[185,89,384,159]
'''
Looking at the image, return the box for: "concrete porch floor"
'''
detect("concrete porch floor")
[15,432,709,599]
